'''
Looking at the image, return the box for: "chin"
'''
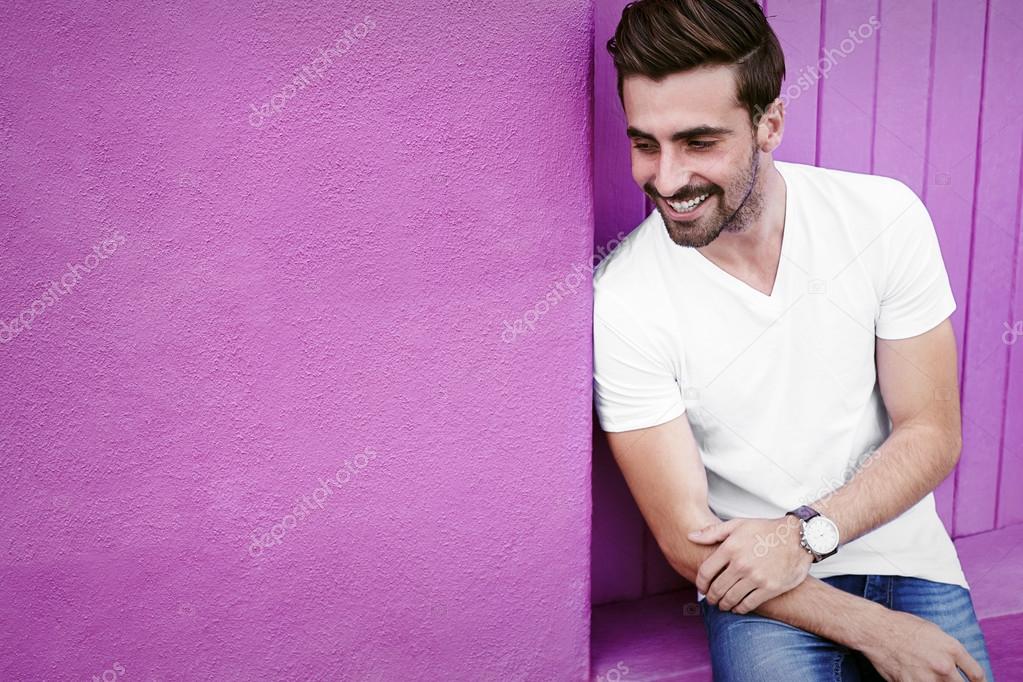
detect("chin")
[662,213,724,248]
[666,228,720,248]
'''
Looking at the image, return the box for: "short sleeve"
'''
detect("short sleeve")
[593,291,685,433]
[874,190,956,340]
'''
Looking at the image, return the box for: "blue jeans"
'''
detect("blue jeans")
[700,574,995,681]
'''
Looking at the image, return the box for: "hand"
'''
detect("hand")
[689,515,813,613]
[859,609,986,681]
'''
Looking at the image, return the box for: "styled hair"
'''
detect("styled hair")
[606,0,786,125]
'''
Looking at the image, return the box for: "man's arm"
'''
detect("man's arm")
[808,318,961,542]
[605,411,985,681]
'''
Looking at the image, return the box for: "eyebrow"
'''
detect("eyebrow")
[625,125,733,142]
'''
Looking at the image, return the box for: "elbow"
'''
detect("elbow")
[665,508,719,583]
[914,420,962,477]
[667,554,699,585]
[946,428,963,472]
[927,421,962,478]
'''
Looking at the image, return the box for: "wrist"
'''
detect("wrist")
[826,593,892,650]
[783,515,813,561]
[843,600,892,652]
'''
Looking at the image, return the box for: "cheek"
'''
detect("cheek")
[682,152,728,185]
[630,155,654,184]
[715,157,752,194]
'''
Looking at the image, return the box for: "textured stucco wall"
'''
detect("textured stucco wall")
[0,1,594,679]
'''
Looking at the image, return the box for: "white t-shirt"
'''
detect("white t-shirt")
[593,160,968,597]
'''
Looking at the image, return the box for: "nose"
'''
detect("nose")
[653,147,693,200]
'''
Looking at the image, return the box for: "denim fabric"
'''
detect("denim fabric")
[700,574,995,681]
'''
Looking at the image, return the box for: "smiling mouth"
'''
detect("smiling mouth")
[667,193,711,213]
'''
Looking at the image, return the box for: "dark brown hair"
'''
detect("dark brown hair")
[606,0,786,125]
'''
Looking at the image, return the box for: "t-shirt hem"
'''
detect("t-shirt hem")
[874,296,956,340]
[597,404,686,433]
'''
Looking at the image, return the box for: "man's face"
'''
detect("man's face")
[623,65,763,248]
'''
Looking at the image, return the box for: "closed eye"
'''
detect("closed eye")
[632,140,717,153]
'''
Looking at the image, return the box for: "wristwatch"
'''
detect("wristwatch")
[785,505,840,563]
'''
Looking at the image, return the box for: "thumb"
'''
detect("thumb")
[688,519,738,544]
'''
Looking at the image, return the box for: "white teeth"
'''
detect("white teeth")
[668,193,709,212]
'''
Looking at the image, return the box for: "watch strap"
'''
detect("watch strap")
[785,504,820,522]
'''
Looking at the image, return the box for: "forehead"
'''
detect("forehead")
[622,65,745,135]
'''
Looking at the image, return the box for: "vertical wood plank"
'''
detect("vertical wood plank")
[924,2,987,392]
[925,1,989,379]
[592,422,647,604]
[594,1,649,250]
[957,0,1023,536]
[767,0,824,165]
[999,135,1023,528]
[871,0,931,193]
[816,0,881,172]
[923,0,987,531]
[644,527,686,595]
[592,0,654,605]
[985,0,1023,529]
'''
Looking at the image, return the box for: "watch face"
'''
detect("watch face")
[804,516,840,554]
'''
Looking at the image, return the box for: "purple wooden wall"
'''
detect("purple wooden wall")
[593,0,1023,605]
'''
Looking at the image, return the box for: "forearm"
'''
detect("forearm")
[673,535,887,651]
[665,505,723,581]
[808,422,959,544]
[700,562,981,676]
[754,574,888,651]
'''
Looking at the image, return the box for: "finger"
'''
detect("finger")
[695,550,730,594]
[732,587,764,615]
[706,566,740,606]
[688,519,739,544]
[718,577,753,612]
[953,647,986,682]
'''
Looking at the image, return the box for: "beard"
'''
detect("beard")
[650,142,764,248]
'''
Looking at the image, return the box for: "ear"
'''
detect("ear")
[755,98,785,153]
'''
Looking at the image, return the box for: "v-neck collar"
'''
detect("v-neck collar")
[662,163,794,304]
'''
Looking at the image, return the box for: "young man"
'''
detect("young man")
[592,1,995,680]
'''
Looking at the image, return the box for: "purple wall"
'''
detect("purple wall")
[594,0,1023,604]
[0,1,594,679]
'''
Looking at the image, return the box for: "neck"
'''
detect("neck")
[698,158,786,268]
